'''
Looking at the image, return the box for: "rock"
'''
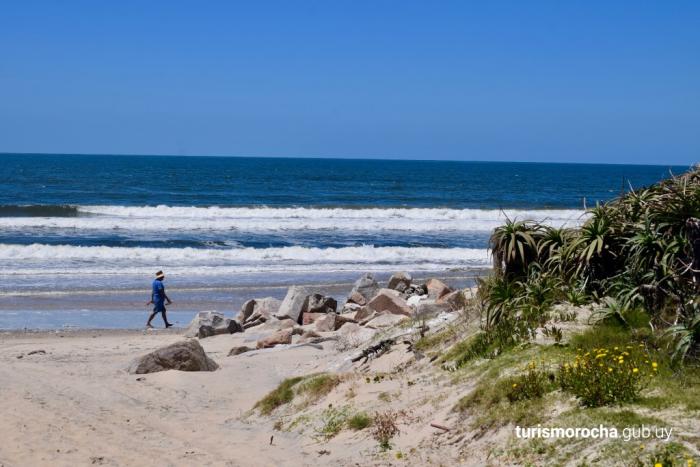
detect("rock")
[299,330,321,343]
[425,278,452,300]
[239,297,281,324]
[239,299,257,323]
[228,346,254,356]
[346,291,367,306]
[260,317,296,332]
[336,323,377,348]
[256,328,294,349]
[184,311,243,339]
[353,306,375,322]
[437,290,466,310]
[365,314,409,329]
[128,340,219,374]
[315,313,337,332]
[304,294,337,314]
[302,312,326,325]
[357,310,381,325]
[275,286,311,323]
[388,272,412,292]
[243,317,266,329]
[335,313,357,330]
[406,295,426,307]
[349,273,379,302]
[340,302,362,314]
[403,284,428,299]
[414,299,451,317]
[367,289,413,316]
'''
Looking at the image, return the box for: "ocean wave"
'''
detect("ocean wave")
[0,243,491,274]
[0,205,586,232]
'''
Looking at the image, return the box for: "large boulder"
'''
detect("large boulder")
[184,311,243,339]
[304,293,337,314]
[256,329,294,349]
[239,297,281,324]
[349,273,379,302]
[128,340,219,374]
[366,289,413,316]
[425,278,452,300]
[387,272,412,293]
[275,286,311,323]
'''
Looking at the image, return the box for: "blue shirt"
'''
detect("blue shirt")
[152,279,165,304]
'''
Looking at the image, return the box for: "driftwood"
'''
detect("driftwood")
[351,339,395,363]
[430,422,451,432]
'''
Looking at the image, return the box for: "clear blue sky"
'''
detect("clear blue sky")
[1,1,698,164]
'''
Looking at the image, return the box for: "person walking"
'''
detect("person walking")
[146,270,174,328]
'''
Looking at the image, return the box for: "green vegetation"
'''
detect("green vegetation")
[254,373,341,415]
[477,167,700,366]
[347,411,372,430]
[557,344,656,407]
[315,406,350,440]
[254,376,305,415]
[296,373,341,399]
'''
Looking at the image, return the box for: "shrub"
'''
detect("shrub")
[505,363,556,402]
[558,345,656,407]
[254,376,304,415]
[315,406,349,440]
[296,374,341,399]
[371,411,400,450]
[347,412,372,430]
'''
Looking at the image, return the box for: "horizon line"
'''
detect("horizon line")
[0,151,693,168]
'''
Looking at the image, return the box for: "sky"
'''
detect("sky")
[0,1,698,165]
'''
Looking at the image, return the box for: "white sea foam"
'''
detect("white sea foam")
[0,243,490,275]
[0,205,586,232]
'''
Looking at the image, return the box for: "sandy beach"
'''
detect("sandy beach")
[0,329,341,466]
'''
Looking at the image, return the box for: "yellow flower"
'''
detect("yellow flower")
[512,383,517,388]
[595,353,606,359]
[632,368,639,373]
[608,367,613,372]
[655,463,663,467]
[652,362,658,370]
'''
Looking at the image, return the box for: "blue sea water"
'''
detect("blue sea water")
[0,154,688,329]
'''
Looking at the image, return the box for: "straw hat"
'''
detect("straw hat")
[155,270,165,279]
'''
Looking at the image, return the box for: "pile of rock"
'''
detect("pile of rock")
[181,272,468,352]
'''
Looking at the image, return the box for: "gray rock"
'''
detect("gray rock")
[228,346,254,356]
[184,311,243,339]
[275,286,311,323]
[239,297,282,324]
[388,272,412,292]
[349,273,379,302]
[304,293,337,314]
[128,340,219,374]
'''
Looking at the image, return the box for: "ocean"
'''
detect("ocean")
[0,154,687,329]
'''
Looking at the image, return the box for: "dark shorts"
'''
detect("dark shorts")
[153,302,166,313]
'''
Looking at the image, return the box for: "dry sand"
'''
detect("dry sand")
[0,329,348,467]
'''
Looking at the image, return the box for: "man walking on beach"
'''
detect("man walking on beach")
[146,270,174,328]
